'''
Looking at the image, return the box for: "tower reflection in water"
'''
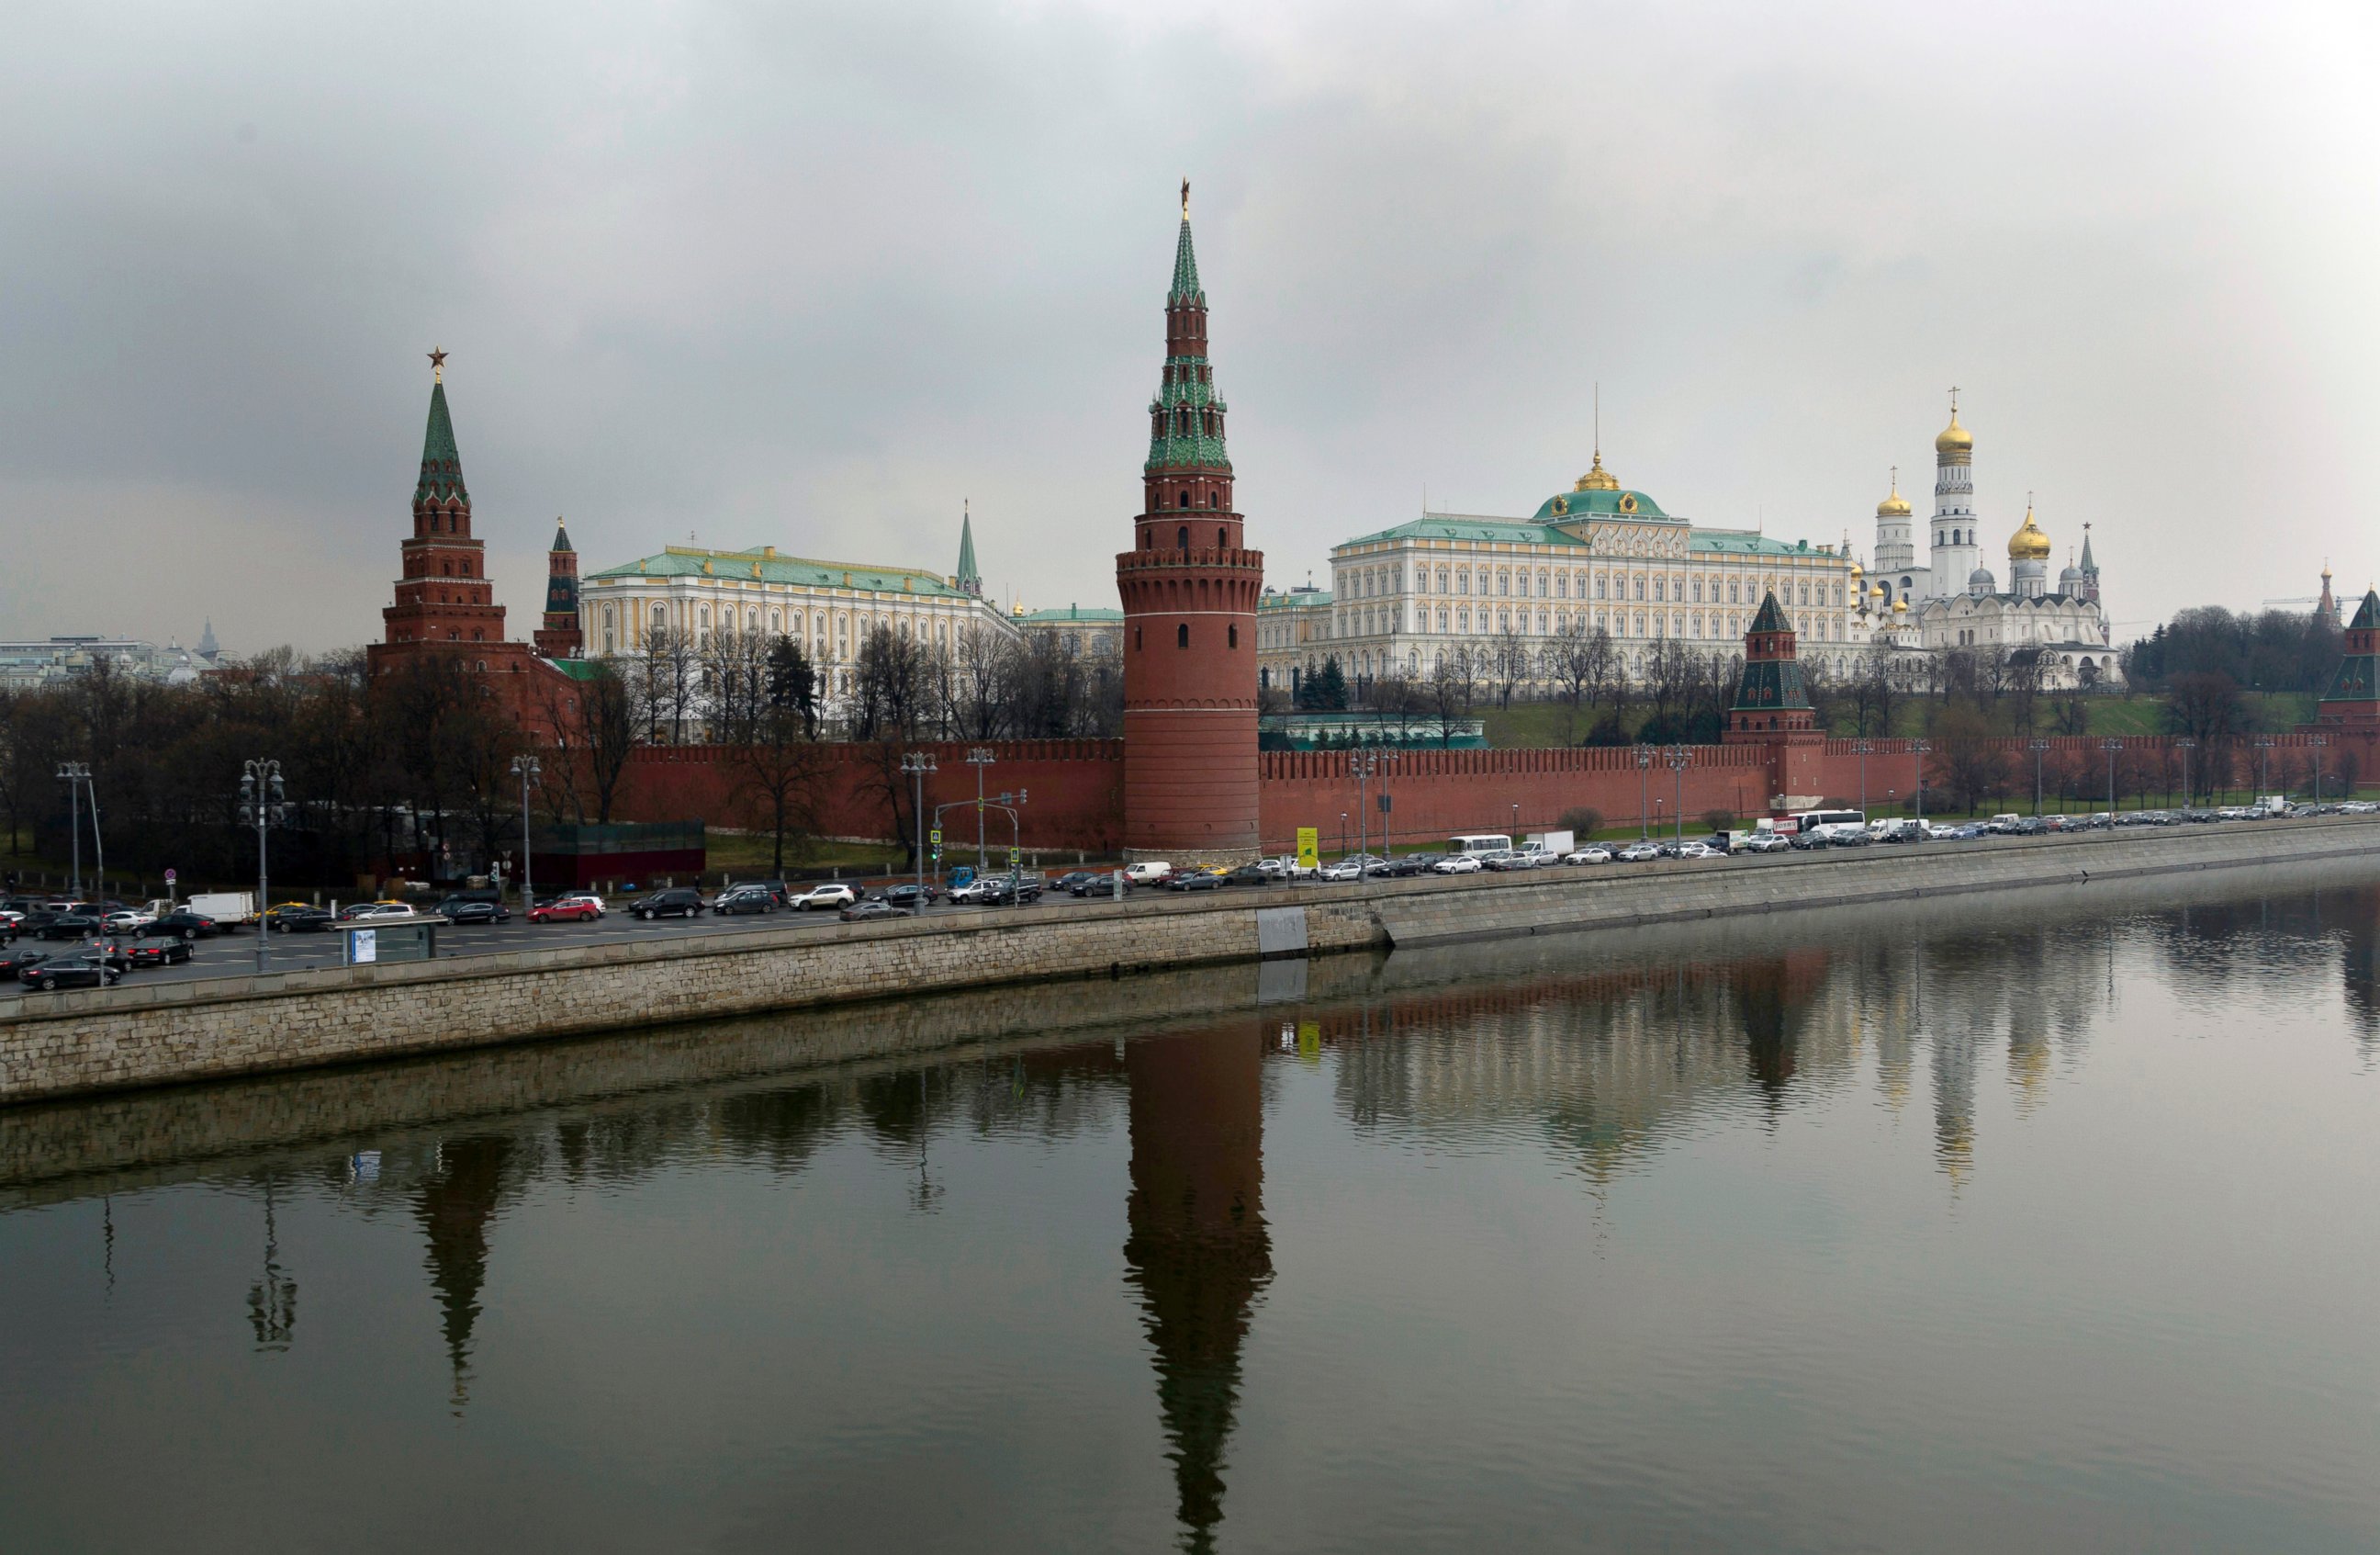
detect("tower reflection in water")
[1122,1022,1272,1555]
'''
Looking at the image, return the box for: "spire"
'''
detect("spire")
[2079,523,2096,572]
[551,515,574,553]
[1170,187,1204,304]
[415,368,467,505]
[196,619,219,660]
[956,500,982,595]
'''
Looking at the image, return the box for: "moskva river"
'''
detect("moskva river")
[6,862,2380,1552]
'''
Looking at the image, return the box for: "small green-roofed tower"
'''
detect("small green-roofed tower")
[2317,589,2380,717]
[956,501,982,597]
[1728,591,1814,733]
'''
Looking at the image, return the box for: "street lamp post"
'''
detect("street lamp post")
[1913,739,1930,825]
[902,751,939,901]
[965,748,996,874]
[2102,738,2122,820]
[2174,737,2196,810]
[1667,746,1690,844]
[2255,736,2275,795]
[510,754,541,913]
[1854,739,1872,812]
[2028,738,2049,816]
[2310,734,2329,800]
[239,759,287,973]
[55,762,88,899]
[1353,751,1394,882]
[1635,745,1654,839]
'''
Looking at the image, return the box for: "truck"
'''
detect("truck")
[1522,830,1575,862]
[2256,794,2287,816]
[185,891,256,925]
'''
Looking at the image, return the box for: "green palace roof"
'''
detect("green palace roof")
[1260,590,1333,609]
[587,546,972,599]
[1334,514,1830,559]
[1529,486,1670,521]
[1019,603,1124,623]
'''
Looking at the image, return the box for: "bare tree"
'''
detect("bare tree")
[638,625,699,744]
[728,703,835,876]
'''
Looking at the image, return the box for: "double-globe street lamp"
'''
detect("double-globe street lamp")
[55,762,91,899]
[510,754,541,913]
[2101,738,2123,820]
[2028,738,2050,816]
[2174,737,2196,810]
[1634,745,1655,840]
[902,750,939,901]
[1666,746,1690,844]
[1912,739,1931,825]
[239,759,288,972]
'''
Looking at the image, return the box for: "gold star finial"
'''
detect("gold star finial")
[428,346,447,382]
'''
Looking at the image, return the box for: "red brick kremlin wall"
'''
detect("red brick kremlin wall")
[601,729,2374,855]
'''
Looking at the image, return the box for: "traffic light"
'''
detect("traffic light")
[267,772,288,828]
[237,772,256,828]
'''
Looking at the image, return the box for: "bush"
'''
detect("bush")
[1580,714,1630,747]
[1700,810,1734,832]
[1558,806,1603,838]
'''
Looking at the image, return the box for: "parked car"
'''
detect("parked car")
[791,883,858,912]
[123,936,194,967]
[528,895,603,924]
[21,954,118,991]
[0,948,51,981]
[711,885,778,917]
[1049,871,1101,896]
[1122,861,1174,886]
[1740,832,1792,853]
[265,903,338,932]
[1318,860,1363,883]
[1676,841,1727,860]
[1431,854,1483,874]
[1563,845,1613,864]
[1617,842,1663,862]
[430,898,509,925]
[1165,868,1229,892]
[838,898,903,923]
[878,883,940,909]
[100,908,156,935]
[1221,862,1274,886]
[34,915,105,941]
[987,874,1047,906]
[1066,873,1123,898]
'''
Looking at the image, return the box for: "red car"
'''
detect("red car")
[529,895,603,924]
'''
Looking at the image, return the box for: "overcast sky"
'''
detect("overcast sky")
[6,0,2377,655]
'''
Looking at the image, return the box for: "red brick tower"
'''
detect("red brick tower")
[377,351,506,650]
[535,517,583,659]
[1117,184,1263,864]
[1723,590,1825,808]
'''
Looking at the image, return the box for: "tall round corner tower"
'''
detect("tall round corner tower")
[1117,184,1264,865]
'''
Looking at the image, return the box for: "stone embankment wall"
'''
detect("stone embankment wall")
[3,817,2375,1107]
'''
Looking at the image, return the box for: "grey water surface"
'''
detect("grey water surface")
[6,863,2379,1553]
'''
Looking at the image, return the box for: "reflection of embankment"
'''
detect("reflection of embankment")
[15,857,2380,1208]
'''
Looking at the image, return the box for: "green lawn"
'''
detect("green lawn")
[1471,691,2320,749]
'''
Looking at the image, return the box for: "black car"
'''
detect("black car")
[634,887,706,921]
[710,885,776,916]
[432,898,511,925]
[1221,863,1273,886]
[1070,873,1127,897]
[151,911,221,941]
[34,915,104,941]
[21,954,118,991]
[1165,869,1229,892]
[0,948,51,981]
[265,904,337,932]
[877,883,939,909]
[981,875,1044,906]
[123,936,194,967]
[839,898,903,923]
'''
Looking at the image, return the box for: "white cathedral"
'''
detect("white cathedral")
[1861,397,2120,690]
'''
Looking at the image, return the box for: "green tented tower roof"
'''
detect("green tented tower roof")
[415,380,467,505]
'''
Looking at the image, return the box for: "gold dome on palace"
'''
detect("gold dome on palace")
[1892,598,1908,614]
[1849,560,1865,578]
[1574,450,1621,491]
[1936,411,1972,456]
[2008,505,2052,562]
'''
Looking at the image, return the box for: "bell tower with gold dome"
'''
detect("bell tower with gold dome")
[1873,467,1916,575]
[1927,389,1981,602]
[2007,499,2051,598]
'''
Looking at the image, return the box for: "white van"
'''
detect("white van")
[1123,861,1173,885]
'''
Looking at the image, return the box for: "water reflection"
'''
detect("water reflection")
[9,864,2380,1549]
[1123,1025,1272,1554]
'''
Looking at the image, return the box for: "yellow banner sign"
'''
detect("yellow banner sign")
[1296,828,1319,870]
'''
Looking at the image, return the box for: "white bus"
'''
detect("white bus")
[1787,808,1867,840]
[1449,833,1513,858]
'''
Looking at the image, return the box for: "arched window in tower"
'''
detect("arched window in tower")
[1176,623,1189,648]
[1179,490,1190,509]
[1218,526,1228,548]
[1229,624,1239,648]
[441,561,452,576]
[1177,525,1189,550]
[1141,528,1151,547]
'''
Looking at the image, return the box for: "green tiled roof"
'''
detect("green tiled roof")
[1733,657,1811,712]
[1747,591,1791,633]
[1260,590,1332,610]
[544,657,609,681]
[1170,215,1204,304]
[415,381,467,505]
[1690,530,1822,557]
[956,509,980,589]
[1529,487,1671,521]
[1332,514,1839,560]
[587,547,971,599]
[1020,603,1124,623]
[2352,589,2380,633]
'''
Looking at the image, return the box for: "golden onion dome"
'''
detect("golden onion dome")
[1892,598,1908,614]
[1876,476,1912,518]
[1936,411,1972,456]
[2007,504,2051,562]
[1870,582,1886,598]
[1849,560,1864,578]
[1574,450,1621,492]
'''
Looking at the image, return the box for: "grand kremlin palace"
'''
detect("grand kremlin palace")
[1260,448,1863,696]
